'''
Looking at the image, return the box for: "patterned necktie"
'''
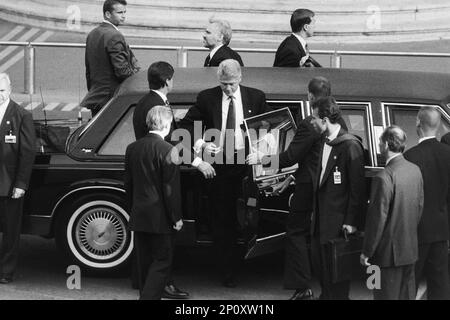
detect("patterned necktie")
[204,55,211,67]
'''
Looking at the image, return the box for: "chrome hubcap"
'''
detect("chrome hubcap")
[75,208,127,260]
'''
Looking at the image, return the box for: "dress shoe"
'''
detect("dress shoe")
[162,284,189,299]
[289,289,314,300]
[0,274,13,284]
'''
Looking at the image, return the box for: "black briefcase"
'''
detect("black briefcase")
[327,230,365,283]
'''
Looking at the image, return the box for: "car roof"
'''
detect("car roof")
[116,67,450,103]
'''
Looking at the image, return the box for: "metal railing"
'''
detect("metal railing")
[1,40,450,94]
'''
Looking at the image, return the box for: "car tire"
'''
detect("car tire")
[55,193,133,274]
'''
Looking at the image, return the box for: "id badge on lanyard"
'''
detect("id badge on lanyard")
[333,166,342,184]
[4,121,16,144]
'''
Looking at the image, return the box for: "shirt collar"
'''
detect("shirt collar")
[210,44,224,59]
[292,33,307,52]
[103,20,119,31]
[222,85,241,102]
[386,153,402,165]
[326,124,341,142]
[148,131,165,139]
[151,89,168,104]
[418,136,436,144]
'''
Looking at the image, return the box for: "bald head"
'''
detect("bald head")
[417,106,441,137]
[381,125,407,153]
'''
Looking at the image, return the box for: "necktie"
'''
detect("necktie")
[204,55,211,67]
[223,96,236,152]
[305,43,310,55]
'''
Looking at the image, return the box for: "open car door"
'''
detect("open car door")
[240,108,299,259]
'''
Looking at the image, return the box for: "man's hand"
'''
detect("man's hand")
[197,161,216,179]
[246,150,264,165]
[202,142,221,157]
[11,188,25,199]
[342,224,357,234]
[173,219,183,231]
[360,253,370,267]
[272,175,294,195]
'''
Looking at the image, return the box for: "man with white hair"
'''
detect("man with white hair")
[180,59,270,287]
[125,105,184,300]
[202,18,244,67]
[0,73,36,284]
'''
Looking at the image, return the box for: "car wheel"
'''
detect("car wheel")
[55,193,133,274]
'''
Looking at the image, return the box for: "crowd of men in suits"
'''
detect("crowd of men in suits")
[82,0,450,301]
[1,0,448,301]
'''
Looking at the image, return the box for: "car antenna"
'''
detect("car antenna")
[77,72,82,124]
[37,86,46,153]
[39,86,48,127]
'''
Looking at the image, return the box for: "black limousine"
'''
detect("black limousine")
[23,67,450,272]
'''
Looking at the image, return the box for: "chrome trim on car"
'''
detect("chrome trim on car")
[50,186,126,219]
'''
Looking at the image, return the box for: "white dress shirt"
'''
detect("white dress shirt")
[209,44,224,61]
[292,33,307,53]
[220,86,245,150]
[0,98,10,127]
[193,86,245,153]
[103,19,119,31]
[418,136,436,144]
[151,89,168,104]
[319,124,341,184]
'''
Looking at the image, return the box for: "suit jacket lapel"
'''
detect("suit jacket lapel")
[212,87,223,130]
[291,34,306,57]
[240,86,252,118]
[314,137,325,191]
[0,101,15,134]
[319,128,346,189]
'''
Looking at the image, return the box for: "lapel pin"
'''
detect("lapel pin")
[333,156,337,160]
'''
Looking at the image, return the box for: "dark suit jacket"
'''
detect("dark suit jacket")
[0,100,36,196]
[363,155,424,267]
[179,85,271,160]
[204,45,244,67]
[441,132,450,146]
[273,34,321,68]
[124,133,181,234]
[81,22,139,110]
[312,129,366,244]
[404,138,450,244]
[133,91,168,140]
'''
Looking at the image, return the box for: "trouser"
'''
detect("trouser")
[374,264,415,300]
[209,164,247,279]
[0,197,24,276]
[283,183,313,290]
[310,236,350,300]
[134,232,174,300]
[415,241,450,300]
[131,233,176,289]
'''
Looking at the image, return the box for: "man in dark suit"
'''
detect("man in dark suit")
[131,61,215,298]
[309,96,366,299]
[124,105,184,300]
[362,126,424,300]
[404,107,450,300]
[179,59,271,287]
[441,132,450,146]
[274,8,321,68]
[81,0,139,116]
[203,18,244,67]
[0,73,36,284]
[247,76,339,300]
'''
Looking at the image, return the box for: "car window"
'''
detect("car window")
[387,104,450,152]
[98,107,135,156]
[338,103,373,166]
